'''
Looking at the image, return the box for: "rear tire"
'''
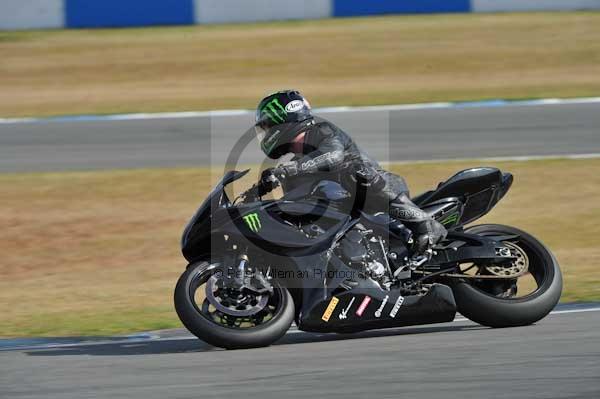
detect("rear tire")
[174,261,295,349]
[450,224,562,328]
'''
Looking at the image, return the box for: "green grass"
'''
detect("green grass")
[1,158,599,337]
[1,11,599,117]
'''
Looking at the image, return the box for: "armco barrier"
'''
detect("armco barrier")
[2,0,600,30]
[65,0,195,28]
[0,0,64,30]
[194,0,331,24]
[333,0,471,17]
[471,0,600,12]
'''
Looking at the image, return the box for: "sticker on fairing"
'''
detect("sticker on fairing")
[374,295,389,318]
[338,297,356,320]
[389,295,405,318]
[321,297,339,322]
[355,296,371,317]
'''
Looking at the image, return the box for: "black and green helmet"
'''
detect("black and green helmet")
[255,90,313,159]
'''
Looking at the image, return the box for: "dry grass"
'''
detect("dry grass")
[1,158,599,337]
[1,12,599,117]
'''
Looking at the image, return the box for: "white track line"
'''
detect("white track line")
[544,307,600,315]
[1,305,599,351]
[386,153,600,165]
[1,97,599,125]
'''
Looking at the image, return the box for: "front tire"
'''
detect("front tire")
[451,224,562,328]
[174,261,295,349]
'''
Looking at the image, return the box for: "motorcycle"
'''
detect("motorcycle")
[174,167,562,349]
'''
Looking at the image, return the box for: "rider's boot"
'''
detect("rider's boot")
[389,193,448,255]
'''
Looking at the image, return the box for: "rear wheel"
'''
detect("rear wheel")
[174,260,294,349]
[450,224,562,327]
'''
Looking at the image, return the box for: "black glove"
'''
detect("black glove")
[272,161,299,180]
[354,166,385,191]
[257,162,299,196]
[257,168,281,196]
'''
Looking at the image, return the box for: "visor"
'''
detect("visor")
[254,122,269,147]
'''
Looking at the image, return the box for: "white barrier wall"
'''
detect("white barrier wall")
[194,0,331,24]
[2,0,600,30]
[0,0,63,30]
[472,0,600,12]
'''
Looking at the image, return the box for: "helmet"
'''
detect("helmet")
[255,90,313,159]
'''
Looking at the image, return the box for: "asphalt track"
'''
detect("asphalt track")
[1,305,599,399]
[2,102,599,398]
[1,102,599,172]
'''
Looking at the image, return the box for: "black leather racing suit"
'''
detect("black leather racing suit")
[275,117,447,254]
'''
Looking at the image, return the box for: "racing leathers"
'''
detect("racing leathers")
[267,117,447,255]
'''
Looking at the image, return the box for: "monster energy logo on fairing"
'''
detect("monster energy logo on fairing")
[441,213,459,226]
[261,98,287,124]
[243,213,262,232]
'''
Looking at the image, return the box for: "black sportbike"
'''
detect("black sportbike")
[175,167,562,349]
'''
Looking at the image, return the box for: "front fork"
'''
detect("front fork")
[222,249,273,295]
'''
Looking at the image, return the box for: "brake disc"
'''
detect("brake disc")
[484,242,529,278]
[205,275,269,317]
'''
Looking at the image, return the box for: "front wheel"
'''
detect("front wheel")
[450,224,562,328]
[174,261,294,349]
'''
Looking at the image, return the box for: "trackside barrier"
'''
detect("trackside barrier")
[1,0,600,30]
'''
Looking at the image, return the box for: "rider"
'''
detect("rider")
[253,90,447,256]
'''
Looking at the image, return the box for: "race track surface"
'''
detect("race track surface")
[2,102,599,398]
[1,308,599,399]
[1,102,599,172]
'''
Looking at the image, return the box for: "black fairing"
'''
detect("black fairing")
[413,167,513,227]
[299,284,456,333]
[179,168,520,334]
[282,177,352,204]
[181,169,249,261]
[237,201,352,257]
[181,171,354,262]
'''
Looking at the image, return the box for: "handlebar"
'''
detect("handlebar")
[234,183,261,205]
[233,169,281,205]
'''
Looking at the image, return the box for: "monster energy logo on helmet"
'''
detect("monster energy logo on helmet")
[243,212,262,233]
[260,98,287,124]
[255,90,313,159]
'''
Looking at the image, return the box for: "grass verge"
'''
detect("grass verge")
[1,158,599,337]
[1,12,599,117]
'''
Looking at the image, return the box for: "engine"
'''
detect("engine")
[336,225,393,288]
[299,222,409,289]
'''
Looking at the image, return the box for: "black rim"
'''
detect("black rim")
[187,263,286,330]
[466,231,553,301]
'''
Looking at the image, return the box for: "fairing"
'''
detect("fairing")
[181,170,353,261]
[414,167,513,227]
[180,167,515,334]
[180,169,249,260]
